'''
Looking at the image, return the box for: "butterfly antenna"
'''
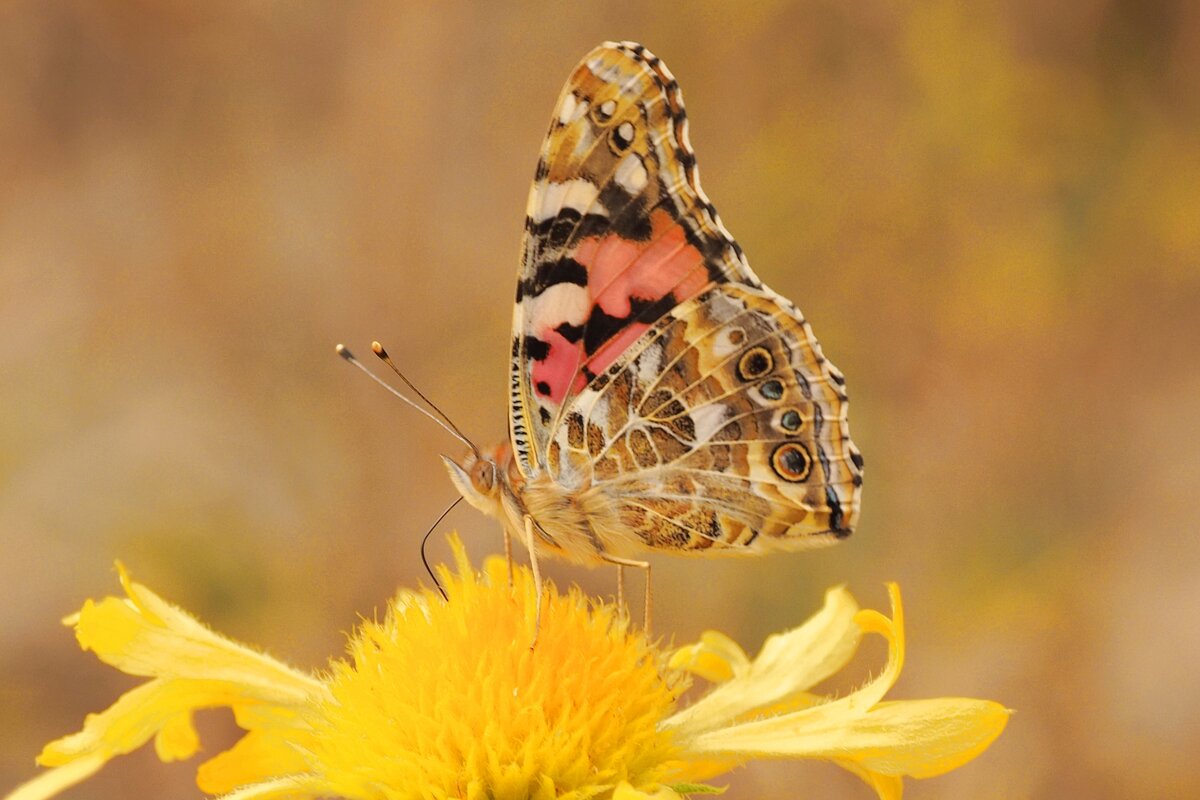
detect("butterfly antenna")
[335,344,477,453]
[370,341,477,452]
[420,495,463,601]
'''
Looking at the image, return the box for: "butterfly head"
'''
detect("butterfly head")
[441,444,510,519]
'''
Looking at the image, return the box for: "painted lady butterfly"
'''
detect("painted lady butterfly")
[443,42,863,623]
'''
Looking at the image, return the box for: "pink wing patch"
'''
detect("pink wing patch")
[579,209,710,321]
[529,210,712,406]
[530,323,587,404]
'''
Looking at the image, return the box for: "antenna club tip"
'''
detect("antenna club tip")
[335,343,354,360]
[372,341,389,358]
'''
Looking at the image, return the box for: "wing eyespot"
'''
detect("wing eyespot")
[771,442,812,482]
[760,379,784,401]
[780,408,803,433]
[737,346,773,380]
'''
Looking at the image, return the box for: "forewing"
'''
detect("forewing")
[510,41,756,476]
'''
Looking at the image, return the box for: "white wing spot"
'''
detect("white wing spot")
[522,282,590,331]
[527,178,605,223]
[589,394,611,432]
[588,58,622,83]
[599,99,618,118]
[691,404,729,444]
[557,93,588,125]
[572,123,596,157]
[571,386,603,418]
[712,327,745,358]
[637,342,663,384]
[614,153,648,193]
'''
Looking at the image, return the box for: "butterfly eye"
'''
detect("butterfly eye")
[471,461,495,493]
[771,442,812,482]
[737,347,773,381]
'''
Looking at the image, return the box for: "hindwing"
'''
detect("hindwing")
[546,284,863,551]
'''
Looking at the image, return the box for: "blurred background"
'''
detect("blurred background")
[2,2,1197,798]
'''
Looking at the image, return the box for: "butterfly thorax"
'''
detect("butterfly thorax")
[443,441,640,566]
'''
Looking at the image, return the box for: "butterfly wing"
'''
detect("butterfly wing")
[512,41,862,550]
[511,41,756,477]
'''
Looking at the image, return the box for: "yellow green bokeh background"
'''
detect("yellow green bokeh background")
[2,3,1197,798]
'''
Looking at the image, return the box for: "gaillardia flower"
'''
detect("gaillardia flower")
[5,538,1007,800]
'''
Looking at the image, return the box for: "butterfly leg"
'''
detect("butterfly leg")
[503,527,514,589]
[522,515,544,649]
[599,553,651,634]
[615,565,626,617]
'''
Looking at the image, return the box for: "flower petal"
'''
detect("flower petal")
[154,710,199,761]
[836,698,1011,779]
[197,726,314,795]
[666,586,860,733]
[72,564,324,706]
[686,695,1009,772]
[834,759,904,800]
[847,583,905,712]
[4,755,106,800]
[613,781,685,800]
[38,679,269,766]
[669,632,749,684]
[212,775,326,800]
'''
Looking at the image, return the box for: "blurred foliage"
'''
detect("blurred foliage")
[1,2,1197,798]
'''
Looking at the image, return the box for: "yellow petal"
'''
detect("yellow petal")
[836,698,1011,779]
[668,631,749,683]
[38,680,177,765]
[667,586,860,733]
[38,678,262,766]
[4,755,106,800]
[73,566,323,707]
[197,727,314,795]
[686,692,1008,788]
[212,775,326,800]
[683,693,1009,777]
[153,710,199,761]
[848,583,905,711]
[835,759,905,800]
[613,781,683,800]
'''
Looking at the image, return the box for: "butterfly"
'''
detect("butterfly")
[443,41,863,629]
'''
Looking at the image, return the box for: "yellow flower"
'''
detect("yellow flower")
[4,538,1008,800]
